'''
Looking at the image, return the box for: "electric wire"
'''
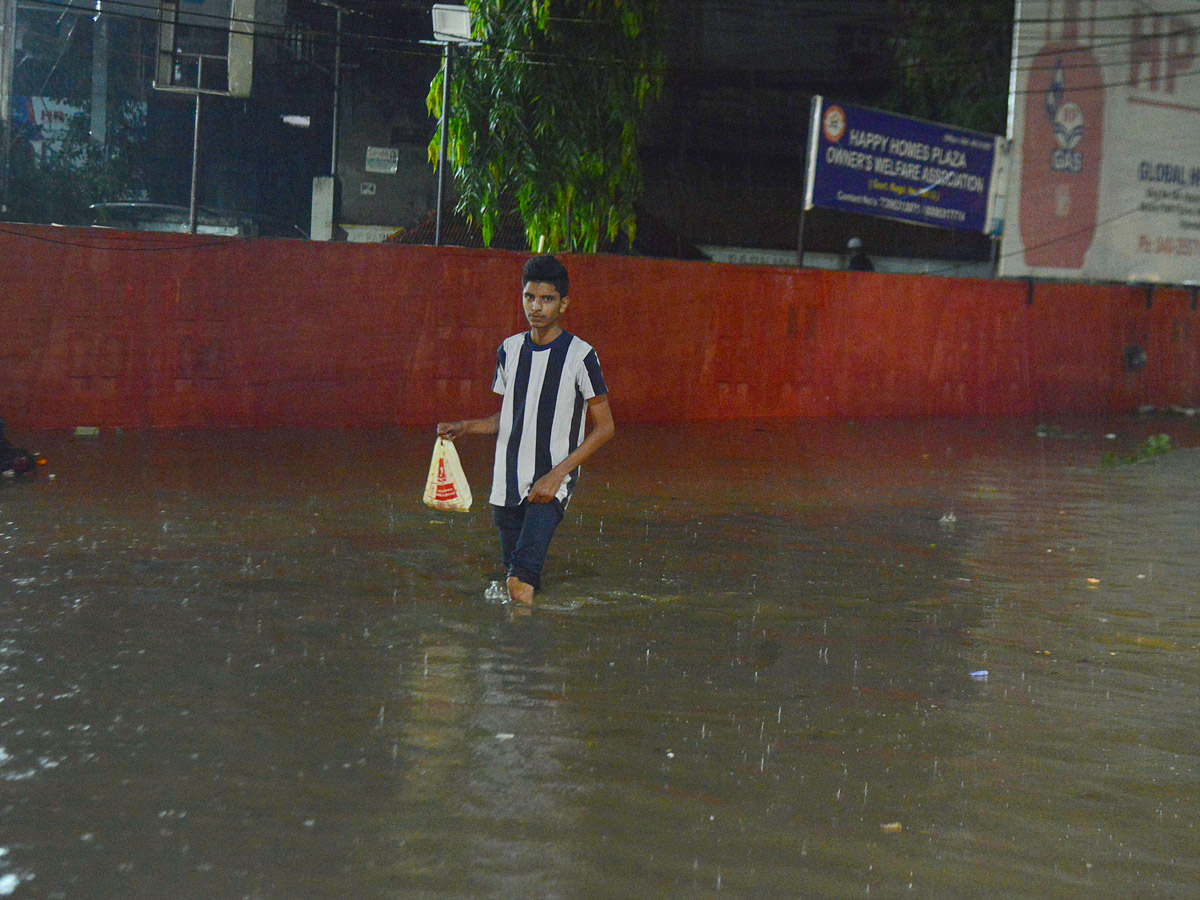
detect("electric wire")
[21,0,1200,85]
[10,0,1196,123]
[0,222,234,250]
[14,1,1198,140]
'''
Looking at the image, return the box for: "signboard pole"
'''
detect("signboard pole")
[795,203,806,268]
[797,95,822,267]
[153,1,260,234]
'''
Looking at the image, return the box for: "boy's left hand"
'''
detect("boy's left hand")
[527,471,564,503]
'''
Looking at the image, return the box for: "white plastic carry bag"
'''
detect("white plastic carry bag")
[423,437,472,512]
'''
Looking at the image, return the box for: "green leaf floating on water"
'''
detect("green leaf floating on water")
[1101,434,1173,468]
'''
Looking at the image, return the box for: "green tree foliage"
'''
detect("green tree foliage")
[426,0,662,252]
[9,102,148,226]
[887,0,1015,135]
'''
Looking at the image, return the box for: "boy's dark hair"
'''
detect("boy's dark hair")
[522,255,569,298]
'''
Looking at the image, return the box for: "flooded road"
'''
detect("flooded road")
[1,417,1198,899]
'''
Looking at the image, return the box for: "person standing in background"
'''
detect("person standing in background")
[846,237,874,271]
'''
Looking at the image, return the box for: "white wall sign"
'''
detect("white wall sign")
[364,146,399,175]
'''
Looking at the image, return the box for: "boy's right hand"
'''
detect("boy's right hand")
[437,421,465,440]
[438,412,499,440]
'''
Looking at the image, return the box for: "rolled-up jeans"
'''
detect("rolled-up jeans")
[492,499,564,591]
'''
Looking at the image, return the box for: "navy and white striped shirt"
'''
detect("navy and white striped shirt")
[490,330,608,507]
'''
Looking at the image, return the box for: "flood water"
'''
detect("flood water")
[1,416,1198,899]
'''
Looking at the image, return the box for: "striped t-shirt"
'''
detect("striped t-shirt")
[490,330,608,507]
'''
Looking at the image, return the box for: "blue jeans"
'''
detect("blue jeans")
[492,500,564,591]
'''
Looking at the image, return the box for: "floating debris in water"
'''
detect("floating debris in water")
[970,670,989,682]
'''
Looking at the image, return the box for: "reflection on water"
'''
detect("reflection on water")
[1,419,1199,899]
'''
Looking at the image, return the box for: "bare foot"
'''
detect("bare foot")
[506,575,535,606]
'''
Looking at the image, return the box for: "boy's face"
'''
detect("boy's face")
[522,281,569,330]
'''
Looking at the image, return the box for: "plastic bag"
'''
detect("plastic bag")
[423,437,472,512]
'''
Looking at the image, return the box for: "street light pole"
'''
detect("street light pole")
[435,42,451,246]
[427,5,476,247]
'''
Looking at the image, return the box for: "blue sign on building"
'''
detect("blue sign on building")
[804,97,1002,234]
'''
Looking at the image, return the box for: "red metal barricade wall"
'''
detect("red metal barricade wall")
[0,224,1196,429]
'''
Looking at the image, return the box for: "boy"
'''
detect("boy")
[437,255,615,605]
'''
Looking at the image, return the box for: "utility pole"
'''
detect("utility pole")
[309,3,342,241]
[330,4,340,177]
[0,0,16,216]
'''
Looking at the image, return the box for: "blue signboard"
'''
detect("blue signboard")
[804,97,1002,234]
